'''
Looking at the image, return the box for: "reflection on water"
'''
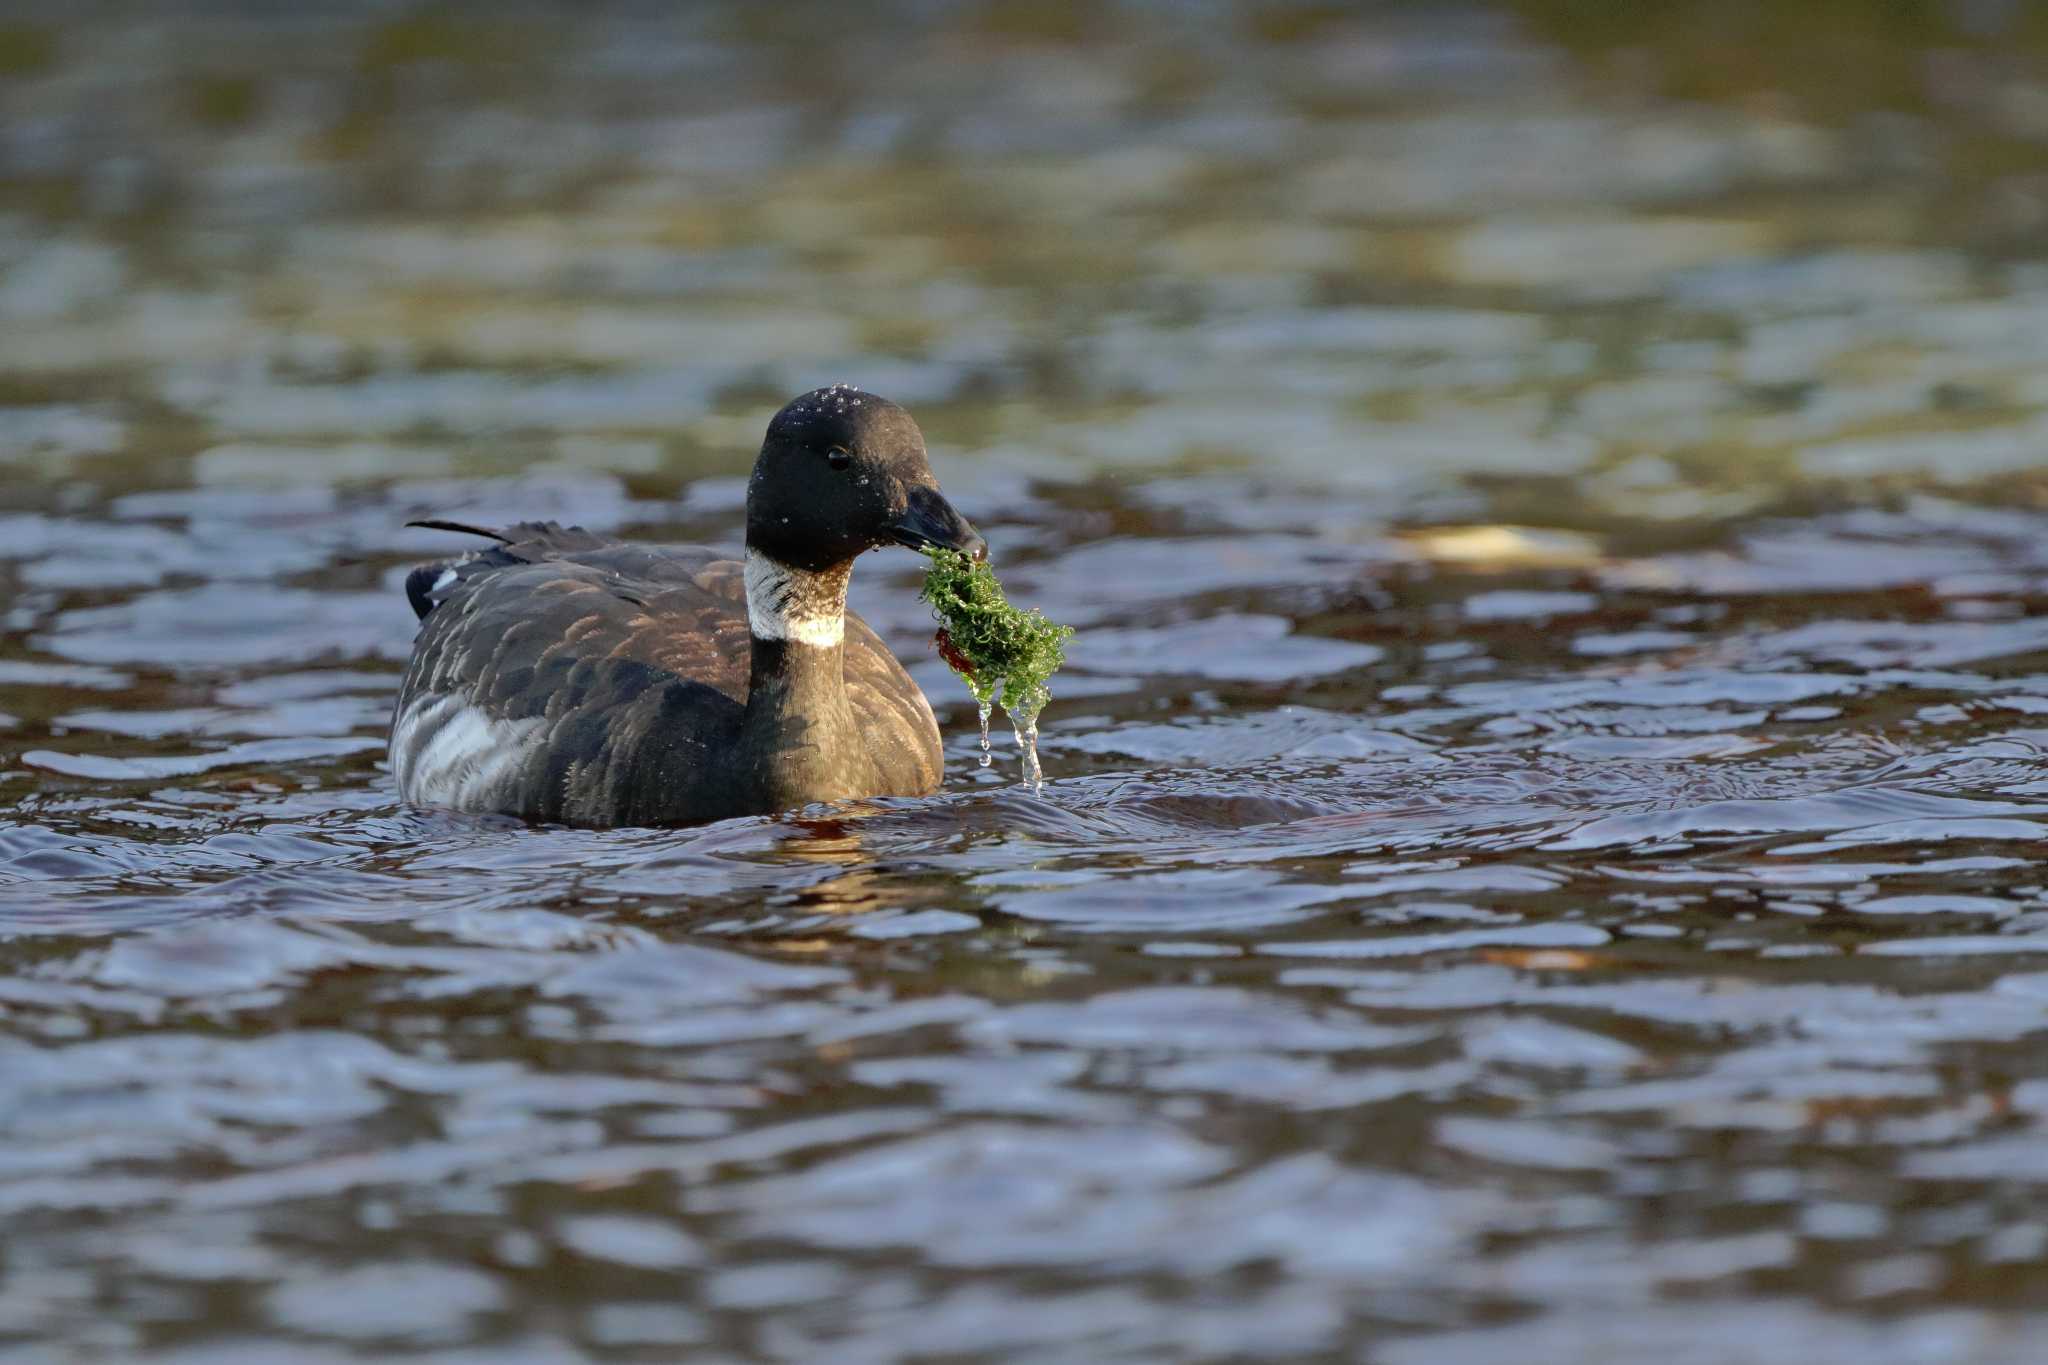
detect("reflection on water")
[9,1,2048,1359]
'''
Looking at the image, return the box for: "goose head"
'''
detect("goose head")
[745,385,984,573]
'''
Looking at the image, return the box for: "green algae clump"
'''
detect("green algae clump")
[919,549,1072,714]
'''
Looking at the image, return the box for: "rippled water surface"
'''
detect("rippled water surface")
[12,3,2048,1360]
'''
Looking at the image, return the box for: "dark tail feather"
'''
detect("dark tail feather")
[404,561,457,620]
[405,518,511,543]
[401,519,592,619]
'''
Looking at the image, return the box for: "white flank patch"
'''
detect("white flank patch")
[431,567,457,592]
[392,693,544,810]
[744,548,845,648]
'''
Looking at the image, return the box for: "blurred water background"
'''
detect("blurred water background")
[10,1,2048,1359]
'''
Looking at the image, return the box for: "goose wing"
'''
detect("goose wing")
[392,524,754,823]
[840,608,945,795]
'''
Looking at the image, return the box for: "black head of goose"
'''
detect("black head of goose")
[390,386,985,827]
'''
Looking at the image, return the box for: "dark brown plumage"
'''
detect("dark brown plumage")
[389,389,984,827]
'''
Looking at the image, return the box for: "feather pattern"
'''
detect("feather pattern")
[391,521,943,826]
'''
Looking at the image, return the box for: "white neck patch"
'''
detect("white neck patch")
[745,548,847,648]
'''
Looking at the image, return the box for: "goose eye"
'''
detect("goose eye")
[826,445,852,471]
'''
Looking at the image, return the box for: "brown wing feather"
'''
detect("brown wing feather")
[843,612,945,794]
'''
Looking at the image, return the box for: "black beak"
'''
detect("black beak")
[887,485,987,561]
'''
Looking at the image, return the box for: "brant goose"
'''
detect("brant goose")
[390,386,985,827]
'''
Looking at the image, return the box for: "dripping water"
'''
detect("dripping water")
[998,680,1048,795]
[977,700,993,769]
[1011,711,1044,794]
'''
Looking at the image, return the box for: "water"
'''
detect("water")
[9,2,2048,1359]
[1007,699,1044,795]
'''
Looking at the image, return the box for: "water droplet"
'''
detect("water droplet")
[977,700,993,769]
